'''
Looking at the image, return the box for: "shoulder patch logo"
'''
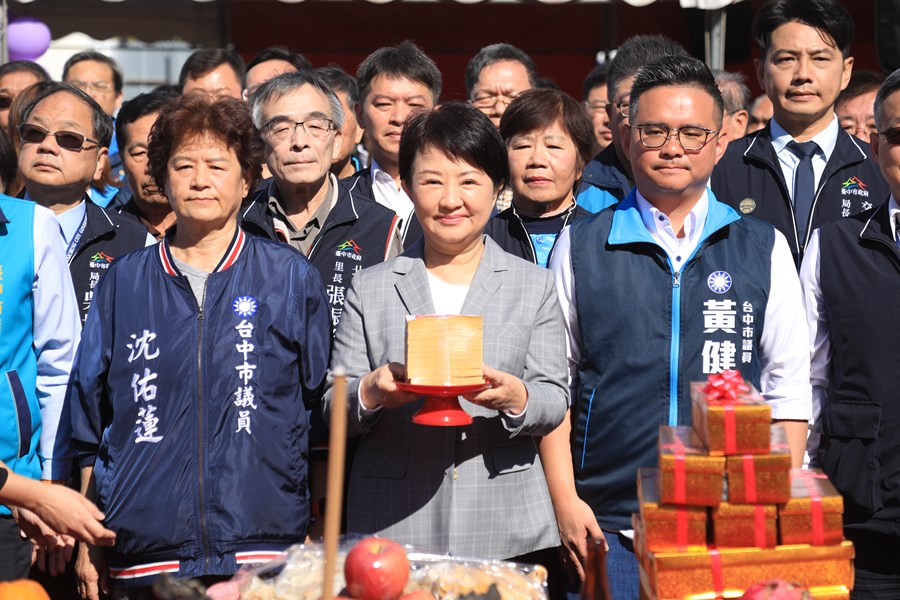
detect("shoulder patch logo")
[232,296,258,318]
[707,271,733,294]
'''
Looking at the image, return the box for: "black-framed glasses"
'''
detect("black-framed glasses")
[635,123,718,151]
[263,117,335,142]
[19,123,99,151]
[471,93,521,110]
[0,96,12,110]
[876,127,900,145]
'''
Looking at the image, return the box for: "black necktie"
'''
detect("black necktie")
[787,140,819,242]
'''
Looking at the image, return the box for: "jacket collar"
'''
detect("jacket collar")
[391,235,509,316]
[744,122,870,181]
[859,202,900,256]
[608,188,740,247]
[158,225,247,276]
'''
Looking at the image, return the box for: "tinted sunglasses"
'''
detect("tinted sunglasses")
[19,123,99,151]
[878,127,900,146]
[0,97,12,110]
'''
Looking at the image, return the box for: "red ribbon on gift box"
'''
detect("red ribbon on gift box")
[753,505,767,548]
[709,547,725,597]
[676,507,688,551]
[704,370,750,454]
[797,470,828,545]
[741,454,758,503]
[661,435,688,504]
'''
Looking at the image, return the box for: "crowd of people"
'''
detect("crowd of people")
[0,0,898,598]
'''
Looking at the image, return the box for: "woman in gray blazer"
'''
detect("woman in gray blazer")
[323,103,568,564]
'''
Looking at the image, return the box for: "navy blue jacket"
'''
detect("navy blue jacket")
[70,229,331,586]
[575,144,633,213]
[72,201,149,323]
[569,191,771,530]
[484,202,592,265]
[341,168,423,249]
[240,177,400,335]
[711,125,889,266]
[816,203,900,536]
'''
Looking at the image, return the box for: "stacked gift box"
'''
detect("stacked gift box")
[633,371,853,600]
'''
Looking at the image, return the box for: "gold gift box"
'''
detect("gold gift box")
[724,424,791,504]
[658,426,726,507]
[711,502,777,548]
[779,468,844,546]
[640,565,849,600]
[642,541,854,600]
[638,469,709,552]
[691,381,771,456]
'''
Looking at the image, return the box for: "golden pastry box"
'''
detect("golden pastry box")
[711,502,777,549]
[658,426,726,507]
[779,468,844,546]
[690,379,771,456]
[641,541,854,600]
[638,468,708,552]
[724,424,791,504]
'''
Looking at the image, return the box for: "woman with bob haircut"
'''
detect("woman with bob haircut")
[324,102,568,567]
[485,88,595,268]
[70,94,330,599]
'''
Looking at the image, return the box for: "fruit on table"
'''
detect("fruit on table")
[0,580,51,600]
[344,537,411,600]
[739,580,812,600]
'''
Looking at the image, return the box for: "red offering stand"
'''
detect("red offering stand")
[396,381,490,426]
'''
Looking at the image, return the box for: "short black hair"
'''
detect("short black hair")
[116,90,178,150]
[243,46,312,89]
[582,63,609,102]
[317,65,359,110]
[0,60,50,83]
[713,69,751,114]
[753,0,853,59]
[178,48,246,92]
[837,70,884,110]
[400,101,507,188]
[499,88,594,171]
[0,125,17,194]
[874,69,900,130]
[22,83,114,148]
[62,50,123,94]
[356,41,442,104]
[630,56,725,128]
[607,35,689,102]
[464,43,538,98]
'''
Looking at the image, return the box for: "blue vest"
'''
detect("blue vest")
[0,197,43,490]
[569,191,772,530]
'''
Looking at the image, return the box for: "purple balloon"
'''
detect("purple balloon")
[8,17,51,61]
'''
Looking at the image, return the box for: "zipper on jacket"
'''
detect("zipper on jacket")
[196,279,210,573]
[511,210,538,264]
[668,265,681,427]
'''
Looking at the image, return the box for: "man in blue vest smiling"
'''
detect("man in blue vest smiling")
[546,56,812,598]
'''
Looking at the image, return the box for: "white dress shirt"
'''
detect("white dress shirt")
[770,115,840,203]
[31,205,83,479]
[799,195,900,464]
[371,159,415,237]
[548,191,812,422]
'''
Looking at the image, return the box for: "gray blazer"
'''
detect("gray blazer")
[324,236,568,559]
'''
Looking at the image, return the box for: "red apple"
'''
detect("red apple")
[344,537,410,600]
[740,580,811,600]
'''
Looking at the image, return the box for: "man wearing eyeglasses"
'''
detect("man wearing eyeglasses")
[18,83,151,324]
[711,0,889,268]
[63,51,128,210]
[800,69,900,599]
[546,56,811,599]
[242,71,401,332]
[576,35,688,214]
